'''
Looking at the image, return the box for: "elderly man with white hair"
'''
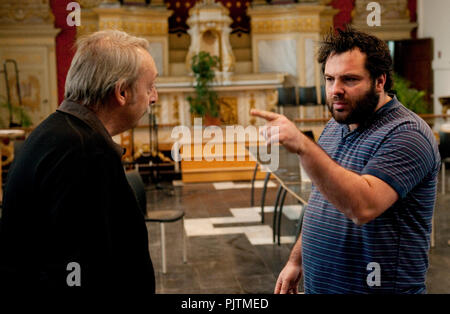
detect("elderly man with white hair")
[0,30,158,290]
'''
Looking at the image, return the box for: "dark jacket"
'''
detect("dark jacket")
[0,100,155,290]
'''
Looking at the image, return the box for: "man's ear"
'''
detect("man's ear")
[375,74,386,93]
[114,82,129,107]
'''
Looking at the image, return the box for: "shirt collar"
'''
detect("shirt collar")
[57,100,124,158]
[373,94,399,117]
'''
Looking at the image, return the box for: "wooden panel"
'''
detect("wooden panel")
[182,160,257,170]
[182,168,266,183]
[180,141,268,182]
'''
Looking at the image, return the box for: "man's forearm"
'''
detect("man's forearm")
[248,108,396,225]
[288,234,302,265]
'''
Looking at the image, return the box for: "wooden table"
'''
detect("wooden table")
[0,129,25,202]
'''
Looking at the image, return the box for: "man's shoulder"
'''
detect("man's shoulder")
[368,103,440,170]
[30,111,102,147]
[375,103,437,146]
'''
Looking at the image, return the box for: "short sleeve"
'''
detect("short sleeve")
[361,128,437,199]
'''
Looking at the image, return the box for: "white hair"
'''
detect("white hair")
[64,29,150,110]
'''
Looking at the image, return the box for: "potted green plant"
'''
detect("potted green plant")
[392,73,429,114]
[187,51,221,125]
[0,95,32,128]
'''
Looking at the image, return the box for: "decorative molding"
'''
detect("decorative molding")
[249,93,256,125]
[78,7,172,37]
[0,24,60,40]
[97,20,168,35]
[0,0,54,25]
[152,83,281,126]
[265,89,278,112]
[252,17,320,34]
[352,0,411,24]
[251,15,333,35]
[185,0,236,74]
[249,3,336,88]
[352,0,417,40]
[76,5,171,75]
[90,7,172,35]
[79,0,104,9]
[248,4,337,35]
[172,95,180,124]
[219,96,238,125]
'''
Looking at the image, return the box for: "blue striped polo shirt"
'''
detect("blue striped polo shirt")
[302,96,440,294]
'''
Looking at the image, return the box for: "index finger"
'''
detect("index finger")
[280,278,290,294]
[250,109,279,122]
[274,278,282,294]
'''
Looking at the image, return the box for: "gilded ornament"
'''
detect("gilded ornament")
[79,0,104,9]
[219,97,238,125]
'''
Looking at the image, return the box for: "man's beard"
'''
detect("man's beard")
[327,83,380,127]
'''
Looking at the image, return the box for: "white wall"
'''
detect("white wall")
[418,0,450,114]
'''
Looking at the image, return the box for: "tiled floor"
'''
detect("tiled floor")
[144,174,450,294]
[146,180,298,294]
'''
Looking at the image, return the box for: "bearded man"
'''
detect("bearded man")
[252,27,440,294]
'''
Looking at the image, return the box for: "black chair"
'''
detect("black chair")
[251,87,298,210]
[271,130,314,245]
[125,170,186,274]
[302,130,315,142]
[439,130,450,195]
[272,188,306,246]
[319,85,329,118]
[250,163,259,208]
[298,86,317,104]
[298,86,321,119]
[272,185,287,244]
[277,87,297,116]
[250,86,297,220]
[438,129,450,248]
[249,163,273,225]
[259,171,273,224]
[319,85,326,105]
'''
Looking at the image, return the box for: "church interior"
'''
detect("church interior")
[0,0,449,294]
